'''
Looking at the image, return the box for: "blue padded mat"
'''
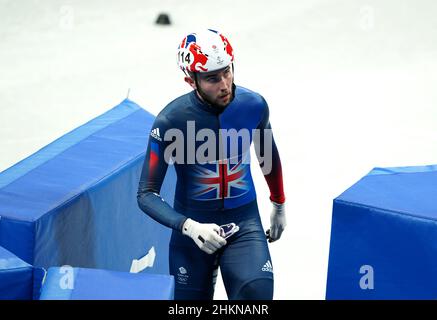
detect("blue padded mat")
[0,245,45,299]
[39,267,174,300]
[0,99,175,275]
[326,165,437,299]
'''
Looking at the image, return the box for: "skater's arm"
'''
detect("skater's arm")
[137,115,187,231]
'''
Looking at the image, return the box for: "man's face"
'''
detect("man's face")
[188,66,234,108]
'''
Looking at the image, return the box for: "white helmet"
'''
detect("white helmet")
[177,29,234,75]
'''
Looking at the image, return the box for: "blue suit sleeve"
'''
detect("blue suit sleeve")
[254,99,286,204]
[137,115,187,231]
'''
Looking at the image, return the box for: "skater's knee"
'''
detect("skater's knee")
[233,278,273,300]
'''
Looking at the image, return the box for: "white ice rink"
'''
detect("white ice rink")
[1,0,437,299]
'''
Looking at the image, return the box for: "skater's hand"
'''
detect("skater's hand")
[266,201,286,242]
[182,218,227,254]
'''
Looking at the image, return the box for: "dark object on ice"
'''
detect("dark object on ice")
[156,13,171,25]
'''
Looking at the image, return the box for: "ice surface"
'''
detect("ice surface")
[1,0,437,299]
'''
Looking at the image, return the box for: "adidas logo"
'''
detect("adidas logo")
[150,128,162,141]
[261,260,273,273]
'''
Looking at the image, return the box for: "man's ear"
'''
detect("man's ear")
[184,76,197,90]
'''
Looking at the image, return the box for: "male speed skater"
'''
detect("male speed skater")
[137,29,286,300]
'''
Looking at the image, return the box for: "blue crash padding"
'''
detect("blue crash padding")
[0,99,175,275]
[0,245,45,300]
[39,267,174,300]
[326,164,437,299]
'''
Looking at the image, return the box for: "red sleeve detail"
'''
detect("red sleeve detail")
[264,161,285,204]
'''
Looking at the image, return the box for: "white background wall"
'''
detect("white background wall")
[1,0,436,299]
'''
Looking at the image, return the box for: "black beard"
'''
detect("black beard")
[195,80,235,111]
